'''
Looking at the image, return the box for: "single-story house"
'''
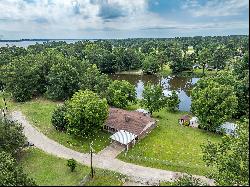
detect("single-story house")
[216,122,237,136]
[178,115,191,126]
[104,108,156,150]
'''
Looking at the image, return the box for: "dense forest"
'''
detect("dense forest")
[0,35,249,117]
[0,35,249,186]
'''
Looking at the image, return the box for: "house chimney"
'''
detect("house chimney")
[125,115,130,122]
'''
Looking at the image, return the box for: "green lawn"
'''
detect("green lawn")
[2,94,222,176]
[159,64,172,76]
[118,108,221,176]
[1,95,111,153]
[19,148,125,186]
[159,64,217,78]
[116,69,143,75]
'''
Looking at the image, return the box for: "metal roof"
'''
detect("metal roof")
[110,130,137,145]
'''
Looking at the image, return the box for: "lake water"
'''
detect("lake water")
[0,39,95,48]
[109,74,199,112]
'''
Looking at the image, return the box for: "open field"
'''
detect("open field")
[1,94,221,176]
[19,148,125,186]
[1,95,111,153]
[118,107,221,176]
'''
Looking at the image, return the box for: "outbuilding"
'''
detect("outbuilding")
[190,117,199,128]
[178,115,191,126]
[216,122,237,136]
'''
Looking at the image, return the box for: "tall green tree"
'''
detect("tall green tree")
[65,90,109,136]
[169,47,184,73]
[80,64,111,98]
[191,79,238,131]
[202,119,249,186]
[141,83,166,115]
[211,46,229,70]
[46,57,82,100]
[106,80,136,108]
[198,48,211,75]
[166,90,180,112]
[1,55,41,102]
[142,54,160,74]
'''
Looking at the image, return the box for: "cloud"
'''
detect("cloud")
[0,0,248,39]
[183,0,249,17]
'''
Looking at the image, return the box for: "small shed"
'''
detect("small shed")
[179,115,191,126]
[216,122,237,135]
[110,130,137,150]
[190,117,199,128]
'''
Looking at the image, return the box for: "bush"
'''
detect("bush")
[65,90,109,136]
[0,151,36,186]
[67,158,77,172]
[107,80,136,108]
[51,104,68,131]
[0,117,26,156]
[166,91,180,112]
[173,174,207,186]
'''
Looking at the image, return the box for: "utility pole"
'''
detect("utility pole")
[90,141,94,179]
[3,97,7,118]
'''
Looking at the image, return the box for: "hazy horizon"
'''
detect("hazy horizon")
[0,0,249,40]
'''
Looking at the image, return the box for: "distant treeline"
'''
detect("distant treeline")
[0,35,249,103]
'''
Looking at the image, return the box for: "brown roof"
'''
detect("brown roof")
[180,115,191,121]
[105,108,155,135]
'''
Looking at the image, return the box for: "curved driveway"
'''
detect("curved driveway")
[10,111,214,186]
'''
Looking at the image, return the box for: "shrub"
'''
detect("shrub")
[173,174,207,186]
[0,117,26,155]
[51,104,68,131]
[0,151,36,186]
[166,90,180,112]
[67,158,77,172]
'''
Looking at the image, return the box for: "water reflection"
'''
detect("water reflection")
[109,74,199,112]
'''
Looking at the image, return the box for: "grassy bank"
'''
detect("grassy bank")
[159,64,217,78]
[118,108,221,176]
[19,148,125,186]
[1,95,110,153]
[115,69,143,75]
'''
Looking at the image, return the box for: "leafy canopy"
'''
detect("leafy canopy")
[107,80,136,108]
[65,90,109,136]
[191,78,238,131]
[202,119,249,186]
[141,83,166,114]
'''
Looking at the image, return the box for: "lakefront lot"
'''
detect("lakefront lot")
[2,94,221,176]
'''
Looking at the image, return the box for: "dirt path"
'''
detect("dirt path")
[9,111,215,186]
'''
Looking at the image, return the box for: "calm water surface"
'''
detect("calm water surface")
[109,74,199,112]
[0,40,95,48]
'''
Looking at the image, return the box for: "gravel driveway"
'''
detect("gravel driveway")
[9,111,215,186]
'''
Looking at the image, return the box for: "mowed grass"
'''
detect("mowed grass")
[1,95,110,153]
[118,108,221,176]
[19,148,125,186]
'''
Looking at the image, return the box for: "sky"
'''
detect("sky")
[0,0,249,39]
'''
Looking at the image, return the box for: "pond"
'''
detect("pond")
[109,74,200,112]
